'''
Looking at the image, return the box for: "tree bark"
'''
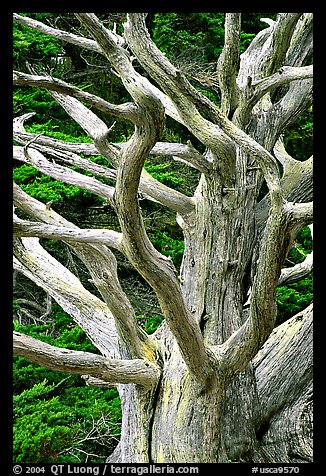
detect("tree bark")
[13,12,313,463]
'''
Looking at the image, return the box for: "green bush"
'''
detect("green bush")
[13,306,121,463]
[284,109,313,162]
[13,14,61,71]
[145,161,184,190]
[276,276,313,324]
[276,226,313,324]
[149,230,184,269]
[151,13,225,62]
[13,378,121,463]
[13,162,102,207]
[137,314,164,334]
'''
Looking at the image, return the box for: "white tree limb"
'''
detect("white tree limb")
[256,152,312,235]
[13,184,157,361]
[14,120,208,176]
[287,201,313,230]
[238,65,313,122]
[70,242,159,362]
[278,251,313,285]
[216,13,241,116]
[253,303,312,427]
[13,217,123,252]
[125,18,284,204]
[252,65,313,97]
[269,17,313,133]
[13,145,116,207]
[257,13,302,77]
[121,16,305,383]
[14,114,194,215]
[13,113,102,155]
[51,91,120,163]
[13,70,140,124]
[273,136,299,166]
[13,13,106,54]
[76,13,215,386]
[13,237,120,358]
[13,13,184,127]
[285,13,313,67]
[234,13,305,127]
[150,141,211,175]
[252,302,313,462]
[124,13,236,179]
[13,331,160,387]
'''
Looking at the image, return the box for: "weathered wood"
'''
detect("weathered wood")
[13,12,313,463]
[13,331,160,387]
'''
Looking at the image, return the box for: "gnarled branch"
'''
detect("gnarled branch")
[278,224,313,285]
[13,332,160,387]
[13,145,116,207]
[278,251,313,285]
[13,216,123,252]
[13,70,140,123]
[13,185,156,361]
[216,13,241,116]
[13,113,194,215]
[13,236,120,358]
[124,13,236,179]
[253,303,312,430]
[76,13,214,385]
[14,13,105,54]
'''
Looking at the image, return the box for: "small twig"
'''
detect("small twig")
[23,133,45,162]
[107,121,116,135]
[40,293,53,320]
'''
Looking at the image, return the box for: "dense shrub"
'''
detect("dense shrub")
[13,307,121,463]
[276,226,313,324]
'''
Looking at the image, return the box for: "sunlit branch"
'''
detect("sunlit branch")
[14,332,160,387]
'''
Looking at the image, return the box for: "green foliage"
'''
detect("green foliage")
[13,88,60,120]
[13,14,61,71]
[13,355,82,395]
[150,13,277,63]
[149,229,184,269]
[276,276,313,325]
[284,108,313,162]
[14,304,100,353]
[297,225,313,251]
[13,378,76,463]
[13,378,121,463]
[13,87,88,139]
[239,32,255,53]
[137,314,164,335]
[276,226,313,324]
[13,164,40,184]
[13,167,96,207]
[13,305,121,463]
[150,13,225,62]
[13,123,110,209]
[13,305,100,394]
[13,123,103,208]
[289,225,313,262]
[25,122,93,144]
[145,161,184,190]
[145,315,164,334]
[14,378,69,417]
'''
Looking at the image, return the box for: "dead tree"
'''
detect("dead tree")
[13,13,313,463]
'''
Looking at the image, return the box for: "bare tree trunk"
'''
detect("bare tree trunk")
[13,12,313,463]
